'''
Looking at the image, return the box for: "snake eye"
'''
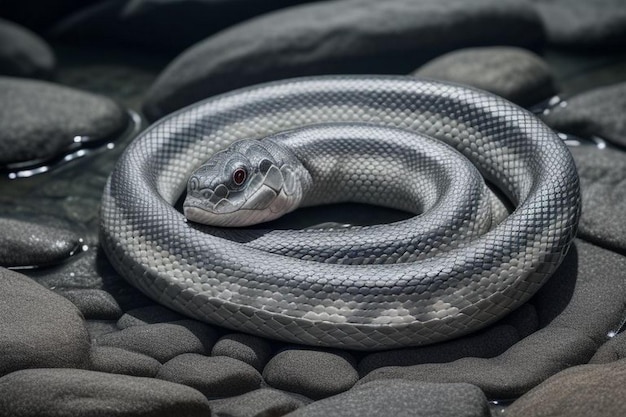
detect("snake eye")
[232,168,247,186]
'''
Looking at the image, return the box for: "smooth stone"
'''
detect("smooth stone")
[85,320,119,341]
[590,332,626,364]
[90,346,161,377]
[506,359,626,417]
[0,216,82,268]
[542,82,626,147]
[414,47,556,106]
[263,349,359,400]
[97,320,218,363]
[212,333,273,372]
[284,380,490,417]
[143,0,544,120]
[157,353,263,398]
[569,147,626,253]
[209,388,309,417]
[531,0,626,50]
[359,240,626,398]
[0,76,127,166]
[0,18,54,79]
[117,304,186,329]
[0,368,211,417]
[0,268,90,377]
[58,288,123,320]
[51,0,313,54]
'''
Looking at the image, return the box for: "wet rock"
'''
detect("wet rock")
[285,380,490,417]
[542,82,626,147]
[570,147,626,253]
[414,47,556,106]
[590,332,626,364]
[0,368,211,417]
[143,0,544,120]
[97,319,218,363]
[0,76,127,166]
[0,216,82,268]
[263,349,359,400]
[117,304,186,329]
[0,18,55,79]
[90,346,161,377]
[0,268,90,377]
[358,240,626,398]
[157,353,263,398]
[531,0,626,50]
[210,388,309,417]
[212,333,273,372]
[58,288,123,320]
[506,359,626,417]
[51,0,313,54]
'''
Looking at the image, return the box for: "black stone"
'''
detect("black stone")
[506,359,626,417]
[142,0,545,120]
[414,47,556,106]
[284,380,490,417]
[263,349,359,400]
[97,320,218,363]
[157,353,263,399]
[0,76,127,167]
[0,0,101,30]
[0,216,82,268]
[209,388,309,417]
[0,18,55,79]
[542,82,626,147]
[117,304,187,329]
[0,368,211,417]
[0,268,90,377]
[212,333,273,372]
[90,346,161,377]
[58,288,123,320]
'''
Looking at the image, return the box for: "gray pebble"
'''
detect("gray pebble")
[58,288,123,320]
[143,0,544,120]
[157,353,263,398]
[590,332,626,364]
[0,76,127,166]
[210,388,309,417]
[97,319,218,363]
[0,368,211,417]
[212,333,273,372]
[0,268,90,377]
[415,47,556,106]
[0,217,82,268]
[263,349,359,399]
[117,304,186,329]
[85,320,119,341]
[284,380,490,417]
[0,17,54,79]
[90,346,161,377]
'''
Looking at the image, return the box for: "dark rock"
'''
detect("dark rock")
[209,388,309,417]
[0,216,82,268]
[0,368,211,417]
[85,320,119,341]
[542,82,626,147]
[0,76,127,166]
[414,47,556,106]
[97,319,218,363]
[157,353,263,398]
[117,304,186,329]
[285,380,490,417]
[0,0,101,30]
[358,240,626,398]
[263,349,359,400]
[58,288,123,320]
[212,333,273,372]
[590,332,626,364]
[143,0,544,120]
[90,346,161,377]
[569,147,626,253]
[506,359,626,417]
[51,0,314,54]
[531,0,626,50]
[0,268,90,377]
[0,18,54,79]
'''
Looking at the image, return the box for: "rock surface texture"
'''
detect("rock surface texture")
[0,18,55,79]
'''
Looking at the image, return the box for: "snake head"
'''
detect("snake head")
[183,139,305,227]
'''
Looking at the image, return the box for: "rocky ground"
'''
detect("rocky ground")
[1,1,626,416]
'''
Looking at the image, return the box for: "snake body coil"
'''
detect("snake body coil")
[101,76,580,350]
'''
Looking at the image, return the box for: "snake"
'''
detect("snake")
[100,76,580,350]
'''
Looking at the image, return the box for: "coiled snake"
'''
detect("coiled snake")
[101,76,580,350]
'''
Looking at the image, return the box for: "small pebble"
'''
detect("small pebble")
[90,346,161,377]
[210,388,309,417]
[58,288,123,320]
[212,333,273,372]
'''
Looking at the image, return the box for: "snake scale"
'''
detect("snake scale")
[101,76,580,350]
